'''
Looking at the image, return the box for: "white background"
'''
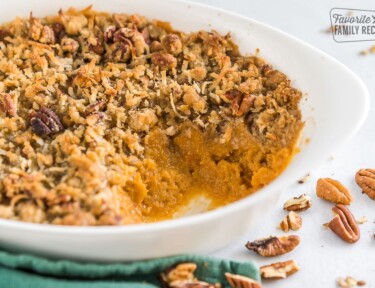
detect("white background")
[190,0,375,287]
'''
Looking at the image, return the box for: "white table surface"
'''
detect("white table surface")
[189,0,375,287]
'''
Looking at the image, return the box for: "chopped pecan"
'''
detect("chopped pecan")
[355,168,375,200]
[61,37,79,53]
[264,70,288,90]
[106,41,132,63]
[89,38,105,55]
[0,93,17,116]
[283,194,311,212]
[30,107,64,137]
[237,94,256,116]
[226,90,255,116]
[85,101,106,116]
[0,29,11,42]
[245,235,300,257]
[260,64,272,75]
[151,52,177,70]
[325,204,360,243]
[104,25,117,43]
[150,40,163,52]
[260,260,300,279]
[51,23,65,42]
[39,25,56,44]
[225,273,261,288]
[225,89,241,101]
[29,14,55,44]
[141,26,151,45]
[316,178,353,205]
[86,112,105,126]
[160,263,216,288]
[162,34,183,55]
[279,211,302,232]
[113,27,147,56]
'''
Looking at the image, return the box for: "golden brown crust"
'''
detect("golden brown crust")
[0,7,302,225]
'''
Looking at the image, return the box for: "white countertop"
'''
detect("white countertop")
[190,0,375,287]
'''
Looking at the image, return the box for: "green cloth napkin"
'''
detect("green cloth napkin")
[0,249,260,288]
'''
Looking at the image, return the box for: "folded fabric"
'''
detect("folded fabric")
[0,249,260,288]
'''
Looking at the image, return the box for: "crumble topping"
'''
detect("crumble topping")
[0,6,302,225]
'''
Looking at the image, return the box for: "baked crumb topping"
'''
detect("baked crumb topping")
[0,6,302,225]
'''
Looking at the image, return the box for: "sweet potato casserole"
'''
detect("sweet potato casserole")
[0,7,302,225]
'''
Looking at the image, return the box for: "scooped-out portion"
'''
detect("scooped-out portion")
[0,7,302,225]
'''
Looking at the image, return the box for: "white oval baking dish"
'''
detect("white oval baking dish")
[0,0,369,261]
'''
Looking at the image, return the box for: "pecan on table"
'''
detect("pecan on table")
[245,235,300,257]
[160,262,217,288]
[283,194,311,212]
[316,178,353,205]
[355,168,375,200]
[279,211,302,232]
[260,260,300,279]
[325,204,360,243]
[30,107,64,137]
[225,273,261,288]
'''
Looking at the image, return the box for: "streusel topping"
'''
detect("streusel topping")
[0,7,302,225]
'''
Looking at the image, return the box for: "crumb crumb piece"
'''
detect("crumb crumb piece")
[356,216,368,225]
[359,45,375,56]
[337,276,366,288]
[298,173,310,184]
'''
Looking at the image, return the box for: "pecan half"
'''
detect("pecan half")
[245,235,300,257]
[260,260,300,279]
[283,194,311,212]
[225,273,261,288]
[325,204,360,243]
[316,178,353,205]
[279,211,302,232]
[160,263,217,288]
[30,107,64,137]
[355,168,375,200]
[0,93,17,116]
